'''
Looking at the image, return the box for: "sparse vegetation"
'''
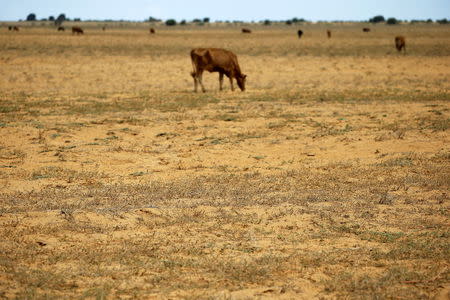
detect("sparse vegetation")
[0,23,449,299]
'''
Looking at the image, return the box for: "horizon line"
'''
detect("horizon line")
[1,17,446,23]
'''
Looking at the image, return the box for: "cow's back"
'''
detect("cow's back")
[191,48,237,72]
[207,48,236,68]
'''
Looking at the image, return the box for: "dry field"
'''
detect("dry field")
[0,22,449,299]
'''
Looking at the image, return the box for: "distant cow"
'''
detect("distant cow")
[102,26,106,31]
[150,28,155,34]
[327,30,331,38]
[241,28,251,33]
[395,36,406,53]
[57,26,65,32]
[72,26,84,35]
[190,48,247,92]
[13,26,19,32]
[8,26,12,31]
[363,27,370,32]
[297,30,303,38]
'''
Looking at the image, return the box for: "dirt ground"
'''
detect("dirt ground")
[0,22,449,299]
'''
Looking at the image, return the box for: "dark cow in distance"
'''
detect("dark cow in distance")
[72,26,84,35]
[363,27,370,32]
[327,30,331,38]
[241,28,251,33]
[190,48,247,92]
[395,36,406,53]
[8,26,12,31]
[150,28,155,34]
[57,26,65,32]
[12,26,19,32]
[297,30,303,38]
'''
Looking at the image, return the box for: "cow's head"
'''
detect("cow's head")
[237,74,247,91]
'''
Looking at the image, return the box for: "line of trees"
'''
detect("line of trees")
[23,13,449,26]
[157,15,448,26]
[25,13,79,25]
[369,15,448,25]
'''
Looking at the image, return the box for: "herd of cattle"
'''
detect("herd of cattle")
[6,25,406,52]
[6,24,407,93]
[189,27,405,92]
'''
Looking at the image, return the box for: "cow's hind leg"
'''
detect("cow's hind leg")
[191,72,198,92]
[219,73,224,91]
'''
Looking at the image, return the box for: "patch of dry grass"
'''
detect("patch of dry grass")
[0,23,449,299]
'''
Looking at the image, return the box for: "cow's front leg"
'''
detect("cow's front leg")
[219,73,224,91]
[198,72,206,93]
[229,77,234,91]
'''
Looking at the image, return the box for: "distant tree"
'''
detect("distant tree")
[386,17,398,25]
[55,14,66,26]
[49,16,55,21]
[437,18,448,24]
[74,18,81,22]
[148,16,160,22]
[263,19,271,25]
[180,20,187,25]
[165,19,177,26]
[203,17,210,23]
[192,18,202,23]
[369,15,385,23]
[40,18,47,21]
[26,13,36,21]
[57,13,66,21]
[426,19,433,23]
[286,20,292,25]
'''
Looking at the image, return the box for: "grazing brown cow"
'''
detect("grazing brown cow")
[57,26,65,31]
[190,48,247,92]
[297,30,303,38]
[8,26,12,31]
[327,30,331,38]
[72,26,84,35]
[363,27,370,32]
[395,36,406,53]
[149,28,155,34]
[241,28,251,33]
[13,26,19,31]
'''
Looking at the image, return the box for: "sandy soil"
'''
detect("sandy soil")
[0,23,449,299]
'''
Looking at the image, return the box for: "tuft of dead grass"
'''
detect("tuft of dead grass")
[0,23,449,299]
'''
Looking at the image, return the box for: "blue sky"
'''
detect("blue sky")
[1,0,449,21]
